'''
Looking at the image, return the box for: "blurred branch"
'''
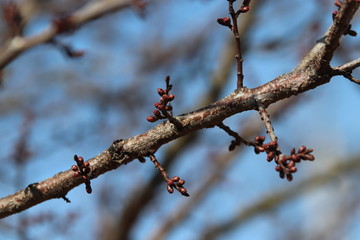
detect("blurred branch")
[200,155,360,240]
[0,0,134,70]
[0,0,359,219]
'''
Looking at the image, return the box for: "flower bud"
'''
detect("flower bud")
[180,188,189,197]
[153,110,161,117]
[178,179,185,185]
[146,115,158,122]
[168,94,175,101]
[299,146,306,153]
[217,17,232,28]
[167,180,174,186]
[86,185,92,194]
[171,176,180,182]
[286,174,293,181]
[167,185,174,194]
[157,88,164,96]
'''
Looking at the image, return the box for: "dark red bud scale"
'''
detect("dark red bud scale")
[287,161,295,168]
[335,1,342,7]
[229,143,236,151]
[178,179,185,185]
[171,176,180,182]
[84,168,91,174]
[167,180,174,186]
[167,185,174,194]
[241,6,250,12]
[299,146,306,153]
[180,188,189,197]
[153,110,161,116]
[286,174,293,181]
[147,116,158,122]
[86,185,92,194]
[157,88,164,96]
[168,94,175,101]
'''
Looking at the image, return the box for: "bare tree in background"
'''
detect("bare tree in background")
[1,0,360,239]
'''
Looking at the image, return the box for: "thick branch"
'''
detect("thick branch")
[0,0,359,219]
[0,66,335,219]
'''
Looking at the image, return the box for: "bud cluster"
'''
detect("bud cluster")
[149,154,189,197]
[252,136,314,181]
[166,176,189,197]
[274,146,314,181]
[71,155,92,194]
[147,75,176,123]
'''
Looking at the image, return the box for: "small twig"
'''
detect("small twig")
[49,39,85,58]
[258,105,277,142]
[332,58,360,73]
[218,1,251,89]
[332,58,360,85]
[60,196,71,203]
[149,154,169,181]
[217,122,252,151]
[343,72,360,85]
[228,1,244,89]
[148,154,189,197]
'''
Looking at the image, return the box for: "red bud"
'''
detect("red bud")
[146,115,158,122]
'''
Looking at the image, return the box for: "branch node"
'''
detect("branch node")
[72,155,92,194]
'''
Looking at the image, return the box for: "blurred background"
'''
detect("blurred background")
[1,0,360,239]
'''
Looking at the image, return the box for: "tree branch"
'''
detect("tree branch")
[0,0,359,219]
